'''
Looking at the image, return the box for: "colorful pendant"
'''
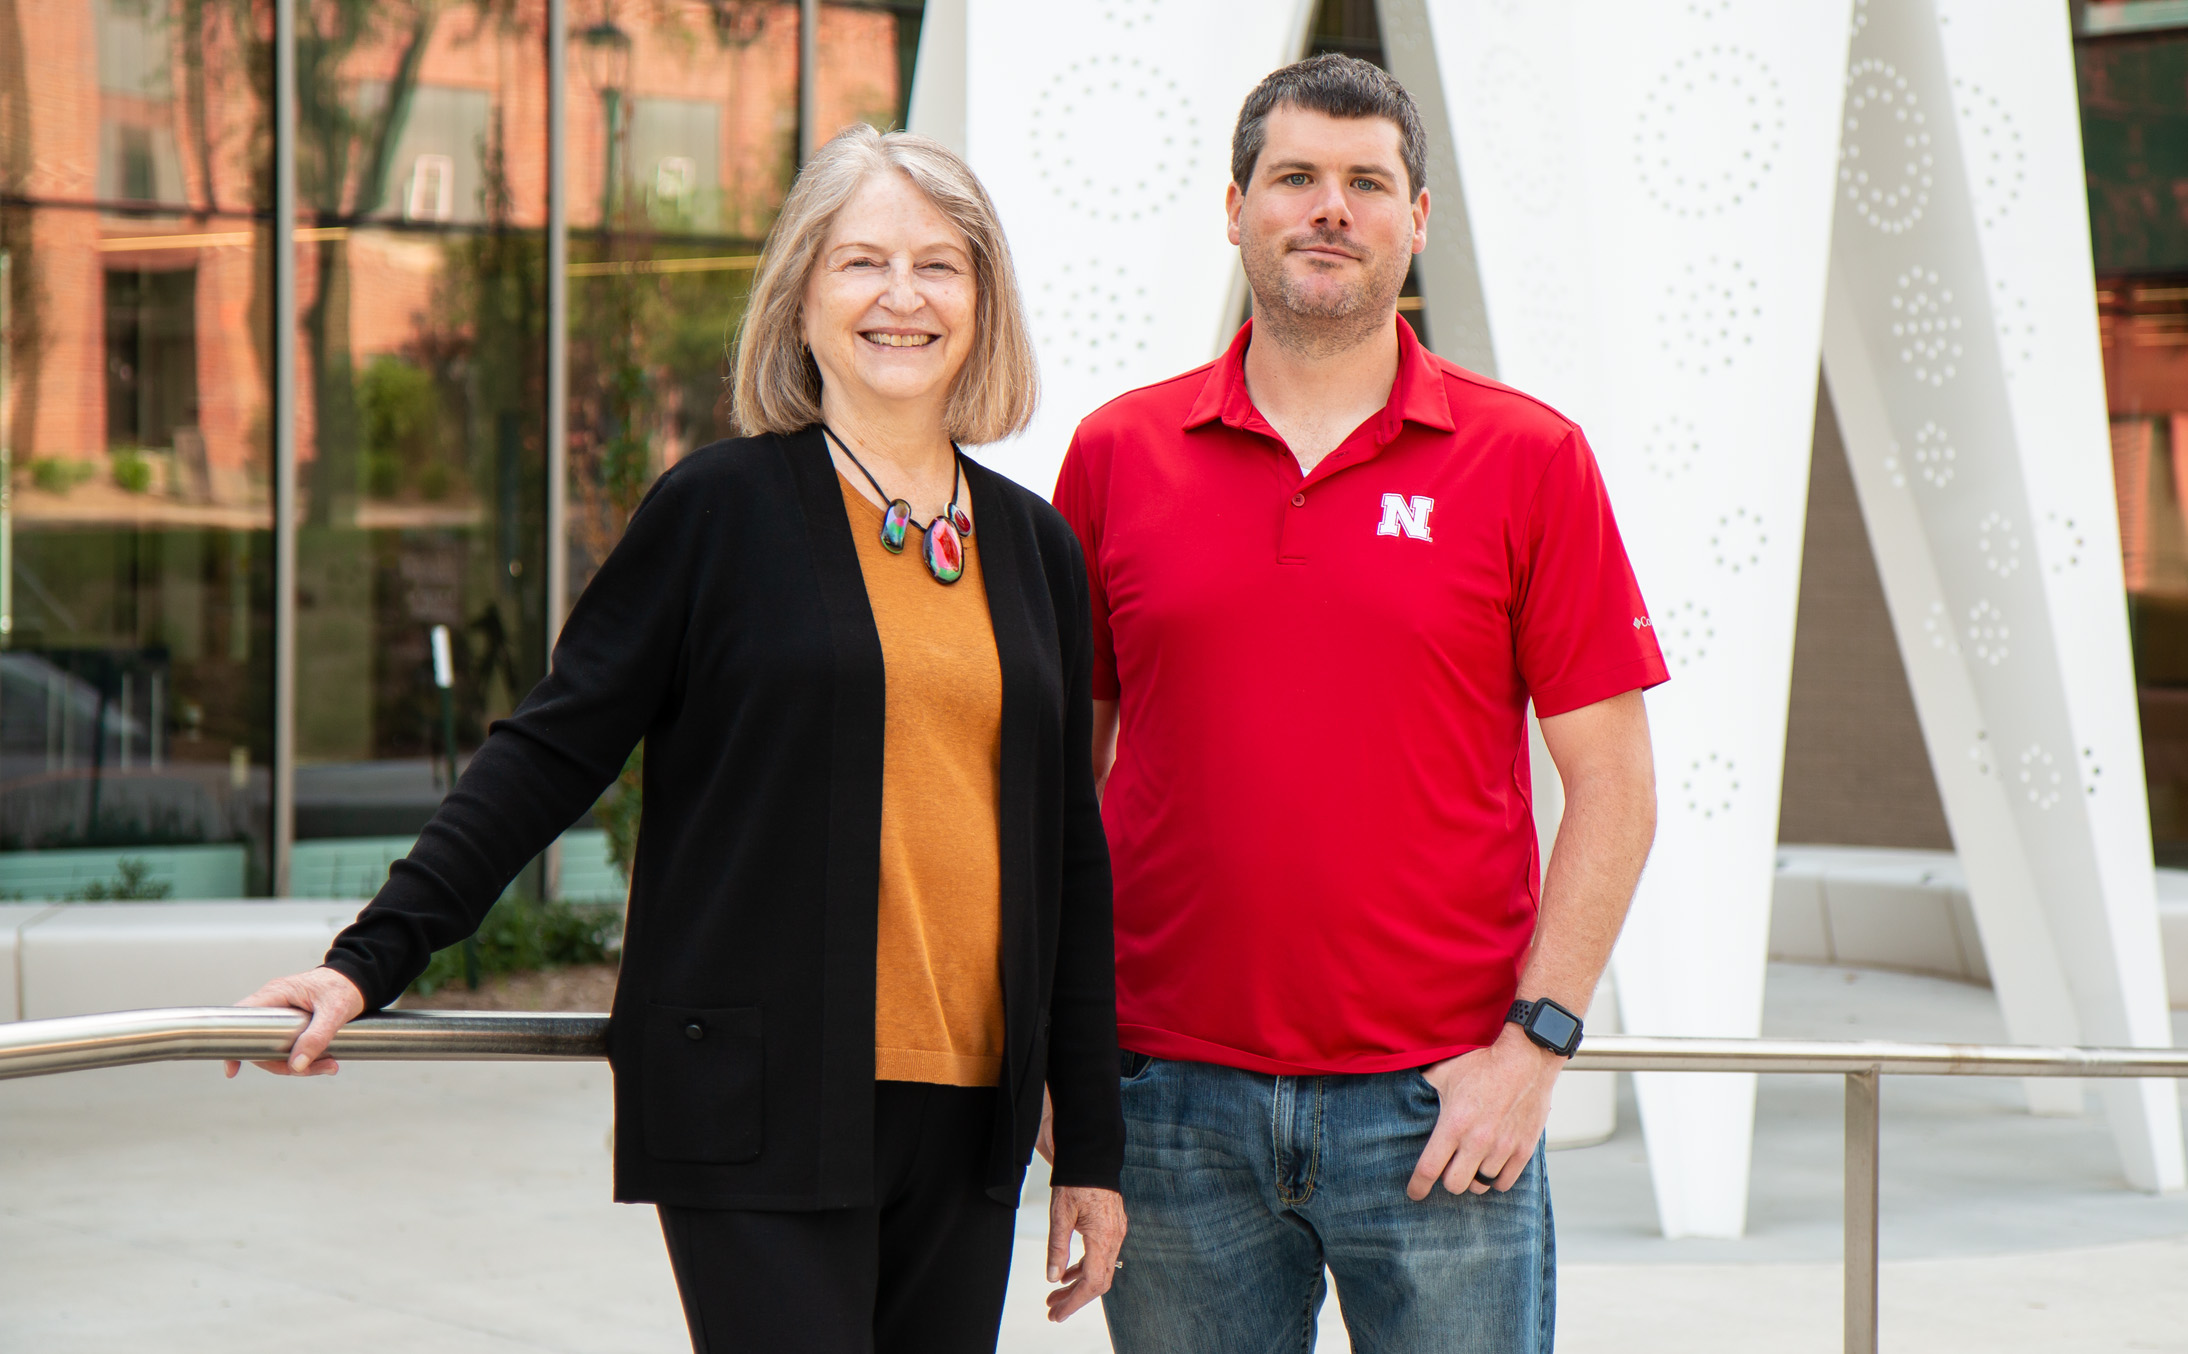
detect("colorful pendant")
[879,499,914,553]
[949,502,972,538]
[922,518,966,584]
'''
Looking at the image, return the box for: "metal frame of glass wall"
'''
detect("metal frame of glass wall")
[257,0,837,894]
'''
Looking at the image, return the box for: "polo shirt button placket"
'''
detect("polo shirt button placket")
[1279,488,1309,564]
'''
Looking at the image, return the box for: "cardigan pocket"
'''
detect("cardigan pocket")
[641,1004,764,1163]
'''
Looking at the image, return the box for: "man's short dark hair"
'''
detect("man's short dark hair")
[1230,53,1428,199]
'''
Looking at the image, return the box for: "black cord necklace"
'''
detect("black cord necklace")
[821,424,972,585]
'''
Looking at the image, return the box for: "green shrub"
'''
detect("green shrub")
[356,354,446,499]
[30,457,96,494]
[408,894,621,996]
[364,451,401,498]
[66,858,172,900]
[111,449,153,494]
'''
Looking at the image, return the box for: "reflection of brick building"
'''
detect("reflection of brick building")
[6,1,900,523]
[7,0,274,514]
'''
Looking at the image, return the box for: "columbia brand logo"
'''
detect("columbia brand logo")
[1634,616,1652,630]
[1377,494,1435,541]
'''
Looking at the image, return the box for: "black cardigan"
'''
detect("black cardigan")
[323,428,1123,1209]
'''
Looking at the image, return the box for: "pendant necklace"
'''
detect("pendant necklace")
[821,425,972,585]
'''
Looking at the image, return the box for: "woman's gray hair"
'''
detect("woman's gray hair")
[731,124,1039,445]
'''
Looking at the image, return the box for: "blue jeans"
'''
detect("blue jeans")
[1103,1054,1554,1354]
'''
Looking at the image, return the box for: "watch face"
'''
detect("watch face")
[1532,1005,1580,1050]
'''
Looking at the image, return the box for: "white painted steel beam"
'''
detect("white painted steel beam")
[1821,0,2183,1189]
[1425,0,1854,1237]
[922,0,2185,1231]
[915,0,1316,494]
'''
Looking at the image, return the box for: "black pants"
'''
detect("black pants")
[658,1081,1017,1354]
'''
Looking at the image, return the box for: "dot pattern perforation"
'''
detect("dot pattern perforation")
[1096,0,1156,31]
[1976,511,2022,579]
[1661,254,1762,376]
[1642,414,1704,481]
[1923,600,1960,655]
[1953,78,2025,233]
[2017,744,2062,811]
[1472,47,1566,215]
[2041,512,2087,574]
[1890,268,1963,387]
[1029,56,1202,225]
[1633,45,1785,219]
[1029,259,1154,378]
[1840,58,1933,235]
[1965,599,2009,666]
[1709,506,1768,575]
[1910,419,1955,488]
[1657,599,1715,673]
[1682,750,1740,821]
[1992,275,2037,383]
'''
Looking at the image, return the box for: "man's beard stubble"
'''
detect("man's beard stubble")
[1240,226,1411,359]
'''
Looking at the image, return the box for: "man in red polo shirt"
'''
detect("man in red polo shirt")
[1048,56,1663,1352]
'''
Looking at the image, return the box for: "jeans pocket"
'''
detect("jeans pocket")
[1120,1049,1156,1081]
[640,1004,764,1163]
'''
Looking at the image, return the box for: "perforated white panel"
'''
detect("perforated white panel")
[1823,0,2183,1185]
[933,0,1313,493]
[1429,0,1854,1239]
[913,0,2186,1234]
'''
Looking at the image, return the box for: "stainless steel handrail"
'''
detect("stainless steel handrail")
[0,1007,607,1080]
[5,1010,2186,1354]
[1569,1036,2188,1077]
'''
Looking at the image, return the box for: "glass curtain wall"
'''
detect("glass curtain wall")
[0,0,915,903]
[0,0,276,899]
[2078,26,2188,861]
[288,1,549,898]
[560,2,920,900]
[10,4,2183,887]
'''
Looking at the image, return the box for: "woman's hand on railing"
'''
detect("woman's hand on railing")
[222,967,366,1078]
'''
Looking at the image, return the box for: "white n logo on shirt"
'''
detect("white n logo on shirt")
[1376,494,1435,541]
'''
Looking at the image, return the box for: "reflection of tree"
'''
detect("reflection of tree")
[565,242,756,595]
[178,0,226,214]
[0,0,37,460]
[373,61,548,748]
[296,0,442,526]
[562,0,783,590]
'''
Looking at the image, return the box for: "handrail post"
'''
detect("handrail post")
[1845,1068,1880,1354]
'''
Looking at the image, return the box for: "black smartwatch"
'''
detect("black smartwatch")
[1506,997,1584,1058]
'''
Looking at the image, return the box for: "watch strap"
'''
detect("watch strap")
[1506,997,1584,1057]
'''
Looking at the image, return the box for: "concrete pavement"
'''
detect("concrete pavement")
[4,963,2186,1351]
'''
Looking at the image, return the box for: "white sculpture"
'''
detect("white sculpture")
[911,0,2185,1237]
[912,0,1317,495]
[1423,0,1859,1239]
[1820,0,2183,1191]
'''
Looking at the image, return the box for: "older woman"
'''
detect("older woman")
[229,125,1126,1353]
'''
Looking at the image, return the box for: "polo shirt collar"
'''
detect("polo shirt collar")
[1183,315,1457,444]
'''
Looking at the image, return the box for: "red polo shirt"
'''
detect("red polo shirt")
[1053,319,1666,1075]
